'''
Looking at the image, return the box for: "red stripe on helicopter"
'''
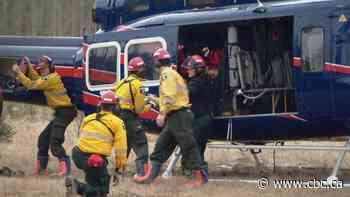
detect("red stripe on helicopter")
[279,113,307,122]
[293,57,302,68]
[324,63,350,74]
[88,69,116,84]
[55,66,117,83]
[121,53,124,65]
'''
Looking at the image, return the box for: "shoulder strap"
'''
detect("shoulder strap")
[116,78,136,113]
[127,80,136,113]
[84,113,115,137]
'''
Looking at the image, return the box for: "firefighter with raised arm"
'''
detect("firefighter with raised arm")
[134,48,208,188]
[114,56,151,178]
[12,55,77,176]
[66,91,127,197]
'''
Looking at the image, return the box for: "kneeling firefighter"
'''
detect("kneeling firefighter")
[67,91,127,197]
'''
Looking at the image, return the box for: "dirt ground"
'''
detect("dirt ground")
[1,101,350,197]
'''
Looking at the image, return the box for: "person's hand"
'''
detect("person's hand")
[156,114,165,127]
[115,156,127,173]
[12,64,21,75]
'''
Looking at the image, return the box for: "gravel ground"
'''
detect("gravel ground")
[1,101,350,197]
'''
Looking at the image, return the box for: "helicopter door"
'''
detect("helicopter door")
[295,19,333,118]
[331,10,350,117]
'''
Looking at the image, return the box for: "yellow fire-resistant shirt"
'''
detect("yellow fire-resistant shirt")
[115,74,149,114]
[159,67,191,115]
[77,111,127,164]
[17,71,72,108]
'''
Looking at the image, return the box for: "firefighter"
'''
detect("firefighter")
[114,56,150,178]
[12,55,77,176]
[180,55,212,176]
[134,48,208,188]
[66,91,127,197]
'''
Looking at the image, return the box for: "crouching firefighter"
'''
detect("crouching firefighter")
[115,56,151,178]
[12,55,77,176]
[67,91,127,197]
[134,48,208,188]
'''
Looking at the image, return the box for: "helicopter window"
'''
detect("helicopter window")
[86,41,121,91]
[301,27,324,72]
[125,37,167,81]
[127,0,150,12]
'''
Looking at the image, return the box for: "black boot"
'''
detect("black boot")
[65,175,85,196]
[134,160,146,177]
[36,156,49,175]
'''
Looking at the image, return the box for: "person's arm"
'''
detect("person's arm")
[159,71,177,116]
[16,72,50,90]
[113,119,127,172]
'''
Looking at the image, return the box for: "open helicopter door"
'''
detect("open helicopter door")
[295,15,333,119]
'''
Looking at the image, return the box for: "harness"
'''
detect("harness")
[84,113,115,137]
[115,78,136,113]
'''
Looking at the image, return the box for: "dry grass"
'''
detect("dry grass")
[1,101,350,197]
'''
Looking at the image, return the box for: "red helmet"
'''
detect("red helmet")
[153,48,171,61]
[183,55,206,69]
[100,91,118,105]
[128,57,145,72]
[37,55,53,69]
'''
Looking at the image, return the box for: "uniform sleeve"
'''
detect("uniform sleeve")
[133,81,147,114]
[160,71,177,115]
[27,64,40,80]
[113,119,127,163]
[17,72,51,90]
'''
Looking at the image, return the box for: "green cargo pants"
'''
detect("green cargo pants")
[72,147,110,197]
[119,110,149,166]
[38,106,76,161]
[150,108,203,171]
[182,114,211,172]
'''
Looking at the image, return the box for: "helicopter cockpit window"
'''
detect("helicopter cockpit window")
[127,0,150,12]
[86,42,121,91]
[301,27,324,72]
[125,37,167,81]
